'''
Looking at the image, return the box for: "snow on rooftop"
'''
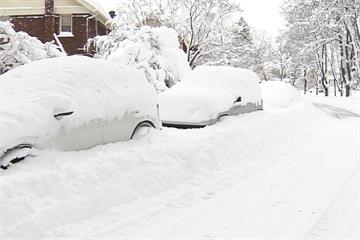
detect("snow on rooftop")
[81,0,111,21]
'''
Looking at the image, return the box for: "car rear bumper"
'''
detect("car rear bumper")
[161,118,216,129]
[161,101,263,129]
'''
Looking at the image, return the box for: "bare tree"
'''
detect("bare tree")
[280,0,360,96]
[111,0,239,68]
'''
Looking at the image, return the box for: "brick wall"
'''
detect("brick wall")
[97,22,107,36]
[12,16,47,42]
[58,15,89,55]
[10,14,107,55]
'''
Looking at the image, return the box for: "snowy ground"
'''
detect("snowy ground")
[0,94,359,239]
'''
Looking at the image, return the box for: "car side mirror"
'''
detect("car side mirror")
[234,96,242,103]
[54,111,74,120]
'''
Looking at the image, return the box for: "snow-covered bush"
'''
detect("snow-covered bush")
[86,26,190,92]
[0,21,64,74]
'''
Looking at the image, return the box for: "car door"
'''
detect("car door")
[102,110,141,144]
[227,96,243,115]
[52,110,105,151]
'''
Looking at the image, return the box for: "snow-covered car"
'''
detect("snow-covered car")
[159,66,263,128]
[0,56,161,169]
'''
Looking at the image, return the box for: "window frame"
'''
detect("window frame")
[59,14,73,33]
[95,20,98,35]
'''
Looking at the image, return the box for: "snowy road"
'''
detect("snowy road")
[0,98,359,239]
[312,103,360,118]
[304,168,359,240]
[112,109,359,239]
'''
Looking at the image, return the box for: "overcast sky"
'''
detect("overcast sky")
[236,0,285,37]
[99,0,285,37]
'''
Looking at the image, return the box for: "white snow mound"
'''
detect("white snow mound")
[261,81,301,110]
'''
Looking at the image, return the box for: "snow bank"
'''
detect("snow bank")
[261,81,301,110]
[0,56,158,154]
[0,21,64,74]
[87,26,191,92]
[160,66,262,123]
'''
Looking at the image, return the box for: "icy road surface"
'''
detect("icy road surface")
[0,97,359,239]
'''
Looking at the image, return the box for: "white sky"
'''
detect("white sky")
[98,0,122,11]
[99,0,285,37]
[236,0,285,37]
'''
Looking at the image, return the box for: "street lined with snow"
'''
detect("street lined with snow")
[1,96,359,239]
[1,0,360,239]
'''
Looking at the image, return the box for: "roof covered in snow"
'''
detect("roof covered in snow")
[76,0,111,25]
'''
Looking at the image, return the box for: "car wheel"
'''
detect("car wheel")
[131,121,155,140]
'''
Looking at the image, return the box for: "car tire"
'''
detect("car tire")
[131,121,155,140]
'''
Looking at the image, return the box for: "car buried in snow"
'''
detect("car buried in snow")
[0,56,161,169]
[159,66,263,128]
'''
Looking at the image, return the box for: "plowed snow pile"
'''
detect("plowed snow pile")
[261,81,301,111]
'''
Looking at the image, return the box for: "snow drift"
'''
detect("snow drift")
[261,81,301,110]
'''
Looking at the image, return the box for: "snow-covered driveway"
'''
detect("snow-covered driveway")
[0,98,359,239]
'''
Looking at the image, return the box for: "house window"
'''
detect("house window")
[60,15,72,33]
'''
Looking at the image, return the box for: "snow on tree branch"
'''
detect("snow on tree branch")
[86,26,191,92]
[0,21,65,74]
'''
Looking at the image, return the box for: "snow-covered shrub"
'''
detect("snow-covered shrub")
[86,26,190,92]
[0,21,64,74]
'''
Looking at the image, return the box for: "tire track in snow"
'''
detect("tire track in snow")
[303,165,360,240]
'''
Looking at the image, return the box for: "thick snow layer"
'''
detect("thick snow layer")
[0,56,158,153]
[304,169,360,240]
[0,96,358,239]
[159,66,262,122]
[261,81,301,111]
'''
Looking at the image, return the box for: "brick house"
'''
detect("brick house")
[0,0,110,55]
